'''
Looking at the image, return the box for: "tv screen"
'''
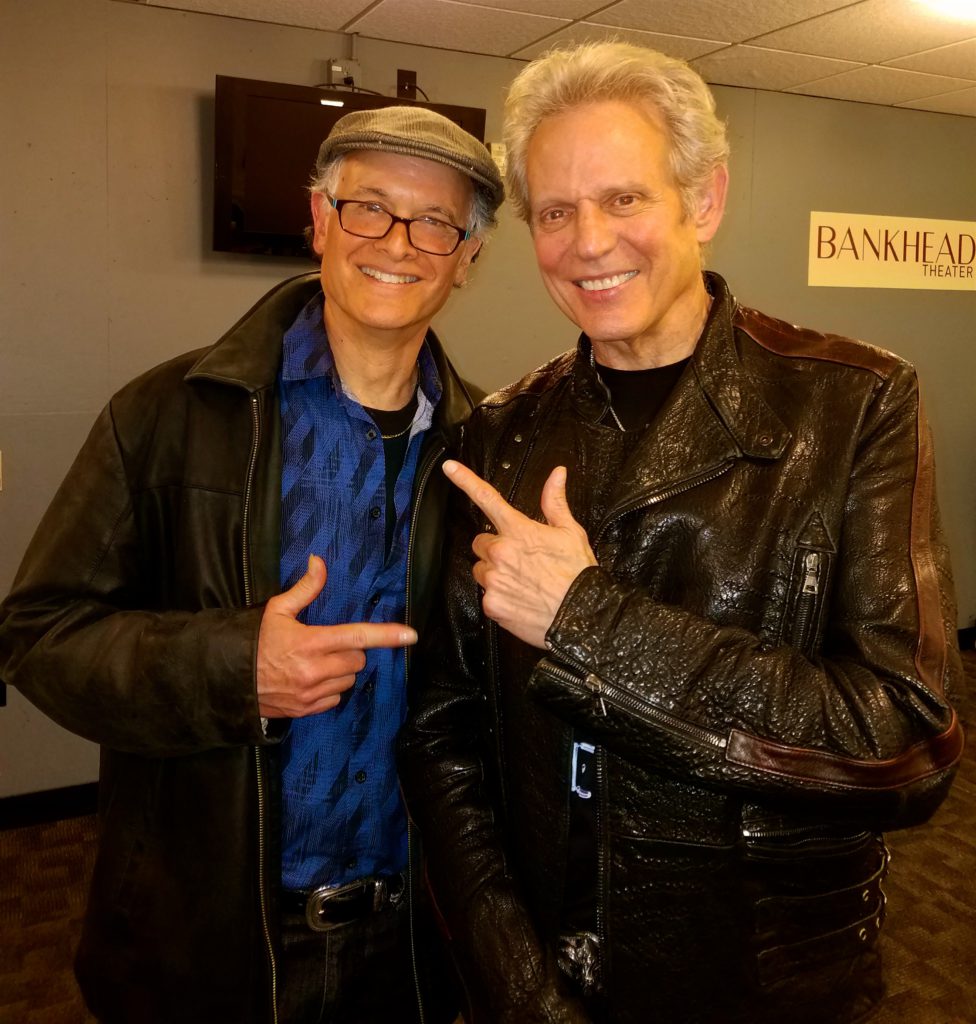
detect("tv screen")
[213,75,488,258]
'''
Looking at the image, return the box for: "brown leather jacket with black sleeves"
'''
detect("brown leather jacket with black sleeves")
[0,273,473,1024]
[399,273,963,1024]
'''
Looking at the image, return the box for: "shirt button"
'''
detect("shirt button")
[370,593,381,606]
[346,858,357,871]
[369,507,381,519]
[366,428,377,441]
[355,770,367,784]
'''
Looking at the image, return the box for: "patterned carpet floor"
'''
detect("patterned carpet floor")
[1,652,974,1024]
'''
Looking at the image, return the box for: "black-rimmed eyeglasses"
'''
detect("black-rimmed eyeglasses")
[328,195,471,256]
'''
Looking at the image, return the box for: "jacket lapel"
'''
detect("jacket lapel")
[184,274,323,607]
[602,274,792,522]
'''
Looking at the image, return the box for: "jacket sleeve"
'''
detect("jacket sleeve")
[0,401,267,757]
[529,362,962,828]
[400,420,590,1024]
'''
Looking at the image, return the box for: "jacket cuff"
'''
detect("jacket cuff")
[545,564,618,668]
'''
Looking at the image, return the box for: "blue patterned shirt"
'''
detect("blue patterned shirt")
[277,293,441,891]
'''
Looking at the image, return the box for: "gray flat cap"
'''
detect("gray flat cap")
[316,105,504,215]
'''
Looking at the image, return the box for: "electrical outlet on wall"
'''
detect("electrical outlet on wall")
[325,57,361,86]
[397,69,417,100]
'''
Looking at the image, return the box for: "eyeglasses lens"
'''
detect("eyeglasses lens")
[338,202,462,256]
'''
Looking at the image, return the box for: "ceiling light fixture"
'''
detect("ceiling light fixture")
[914,0,976,21]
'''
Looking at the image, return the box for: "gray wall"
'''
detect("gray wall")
[1,0,973,797]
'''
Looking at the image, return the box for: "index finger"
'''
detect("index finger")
[306,621,418,653]
[443,459,524,533]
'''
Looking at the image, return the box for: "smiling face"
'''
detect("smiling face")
[310,149,480,351]
[526,100,727,368]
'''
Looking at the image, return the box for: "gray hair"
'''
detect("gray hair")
[309,155,496,238]
[503,42,730,222]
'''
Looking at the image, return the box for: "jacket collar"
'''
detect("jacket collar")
[187,273,322,392]
[694,272,791,460]
[570,272,791,512]
[571,272,790,461]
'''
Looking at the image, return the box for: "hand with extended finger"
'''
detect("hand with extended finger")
[443,460,597,649]
[256,554,417,718]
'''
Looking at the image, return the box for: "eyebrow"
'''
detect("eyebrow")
[533,183,653,204]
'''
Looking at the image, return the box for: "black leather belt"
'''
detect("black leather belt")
[282,873,405,932]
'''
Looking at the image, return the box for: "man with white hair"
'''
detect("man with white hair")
[0,106,502,1023]
[401,43,962,1024]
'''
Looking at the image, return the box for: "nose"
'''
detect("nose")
[376,218,416,259]
[573,202,617,260]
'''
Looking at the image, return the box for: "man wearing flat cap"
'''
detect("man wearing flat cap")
[0,106,503,1023]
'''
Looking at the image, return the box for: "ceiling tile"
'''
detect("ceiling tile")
[691,44,861,90]
[753,0,976,64]
[885,37,976,79]
[587,0,853,44]
[347,0,568,56]
[899,84,976,115]
[146,0,375,30]
[125,0,976,116]
[787,64,976,104]
[514,22,724,61]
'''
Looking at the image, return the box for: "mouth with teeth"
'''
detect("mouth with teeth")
[576,271,638,292]
[361,265,420,285]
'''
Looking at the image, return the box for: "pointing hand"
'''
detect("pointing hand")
[256,555,417,718]
[443,460,597,649]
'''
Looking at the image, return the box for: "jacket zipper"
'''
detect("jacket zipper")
[594,745,608,983]
[403,439,444,1024]
[403,440,444,648]
[594,461,734,546]
[242,394,279,1024]
[741,823,868,844]
[255,747,278,1024]
[791,550,822,654]
[557,454,734,982]
[540,659,727,751]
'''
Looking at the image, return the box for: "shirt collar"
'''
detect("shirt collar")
[280,292,333,383]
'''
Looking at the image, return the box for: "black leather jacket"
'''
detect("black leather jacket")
[0,273,474,1024]
[400,274,963,1024]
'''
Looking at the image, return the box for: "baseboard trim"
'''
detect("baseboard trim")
[0,782,98,830]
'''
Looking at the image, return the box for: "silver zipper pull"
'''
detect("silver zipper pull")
[801,551,822,595]
[584,672,608,717]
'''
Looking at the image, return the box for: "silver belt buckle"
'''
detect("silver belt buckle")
[304,878,370,932]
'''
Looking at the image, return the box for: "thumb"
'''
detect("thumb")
[540,466,577,529]
[275,554,328,618]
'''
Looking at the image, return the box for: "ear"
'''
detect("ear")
[453,237,483,288]
[693,164,728,244]
[309,191,331,258]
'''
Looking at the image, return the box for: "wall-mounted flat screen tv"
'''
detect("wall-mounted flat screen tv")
[213,75,488,258]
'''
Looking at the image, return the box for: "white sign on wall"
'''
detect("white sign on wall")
[809,211,975,291]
